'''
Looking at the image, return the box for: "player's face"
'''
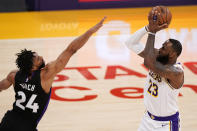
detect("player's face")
[157,40,174,65]
[33,53,45,70]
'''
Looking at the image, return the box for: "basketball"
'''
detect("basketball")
[152,6,172,25]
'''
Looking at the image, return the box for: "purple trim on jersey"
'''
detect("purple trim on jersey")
[170,118,180,131]
[36,88,51,125]
[147,111,179,121]
[147,111,180,131]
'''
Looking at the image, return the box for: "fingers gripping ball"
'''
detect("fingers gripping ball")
[152,6,172,26]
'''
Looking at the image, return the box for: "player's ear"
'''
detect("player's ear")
[169,51,177,58]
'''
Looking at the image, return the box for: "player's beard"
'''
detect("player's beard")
[39,60,45,70]
[156,54,169,65]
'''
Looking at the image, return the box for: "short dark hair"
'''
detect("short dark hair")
[169,39,182,57]
[16,49,35,74]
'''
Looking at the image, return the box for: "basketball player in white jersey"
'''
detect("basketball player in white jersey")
[125,9,184,131]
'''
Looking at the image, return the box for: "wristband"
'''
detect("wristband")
[147,32,156,35]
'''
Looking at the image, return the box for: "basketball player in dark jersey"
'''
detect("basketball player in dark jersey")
[0,17,106,131]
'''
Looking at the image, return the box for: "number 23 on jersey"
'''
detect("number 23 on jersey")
[147,79,159,97]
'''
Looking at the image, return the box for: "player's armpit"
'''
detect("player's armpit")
[42,51,73,78]
[41,61,59,80]
[138,51,145,58]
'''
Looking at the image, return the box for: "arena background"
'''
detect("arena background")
[0,1,197,131]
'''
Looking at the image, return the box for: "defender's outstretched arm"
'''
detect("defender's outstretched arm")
[41,17,106,93]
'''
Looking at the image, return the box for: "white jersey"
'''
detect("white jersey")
[144,63,183,117]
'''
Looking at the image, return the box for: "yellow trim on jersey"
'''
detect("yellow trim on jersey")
[169,121,171,131]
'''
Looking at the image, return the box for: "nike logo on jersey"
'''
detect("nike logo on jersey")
[162,124,168,127]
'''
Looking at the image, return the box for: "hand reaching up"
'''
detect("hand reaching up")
[89,16,107,34]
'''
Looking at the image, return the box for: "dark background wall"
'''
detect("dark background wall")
[0,0,197,12]
[0,0,27,12]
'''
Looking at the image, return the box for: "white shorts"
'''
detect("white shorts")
[138,112,180,131]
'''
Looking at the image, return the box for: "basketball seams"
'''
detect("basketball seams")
[157,6,163,25]
[151,6,171,25]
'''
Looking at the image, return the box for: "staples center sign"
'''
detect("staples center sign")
[51,62,197,102]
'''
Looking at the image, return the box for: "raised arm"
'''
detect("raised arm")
[41,17,106,93]
[0,70,17,92]
[143,10,183,89]
[124,8,161,58]
[144,9,168,69]
[125,26,148,58]
[51,17,105,74]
